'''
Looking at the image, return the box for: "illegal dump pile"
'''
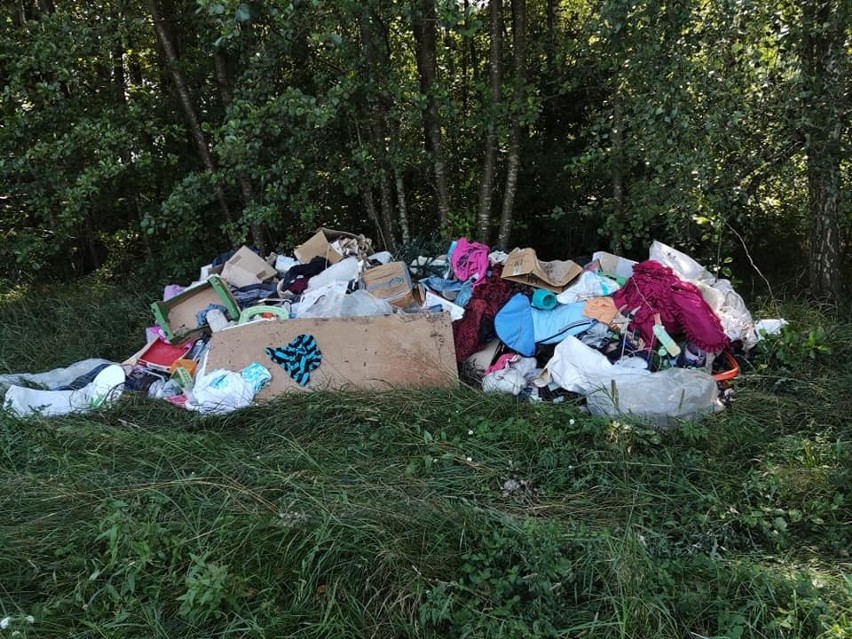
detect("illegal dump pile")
[1,229,785,423]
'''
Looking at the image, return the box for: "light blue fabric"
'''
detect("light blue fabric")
[495,294,536,356]
[421,276,476,308]
[496,294,596,355]
[532,302,595,345]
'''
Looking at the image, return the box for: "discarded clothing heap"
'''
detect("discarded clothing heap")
[425,239,783,426]
[1,228,784,423]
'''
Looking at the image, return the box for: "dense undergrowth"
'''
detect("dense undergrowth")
[0,276,850,638]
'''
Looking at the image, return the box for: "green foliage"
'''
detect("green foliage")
[752,323,834,371]
[420,518,581,638]
[2,0,847,283]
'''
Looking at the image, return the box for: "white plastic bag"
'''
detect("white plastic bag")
[0,358,115,391]
[536,336,649,394]
[3,364,126,418]
[698,279,757,349]
[298,287,393,319]
[649,240,715,284]
[187,369,255,414]
[586,368,720,425]
[556,271,622,305]
[482,357,538,395]
[306,256,361,290]
[538,336,720,424]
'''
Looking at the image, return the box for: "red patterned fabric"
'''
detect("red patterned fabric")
[612,260,728,353]
[453,266,514,362]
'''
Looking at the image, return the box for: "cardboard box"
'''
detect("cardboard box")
[361,261,423,309]
[592,251,636,281]
[501,248,582,293]
[221,246,277,288]
[294,228,357,265]
[206,313,458,393]
[151,276,240,344]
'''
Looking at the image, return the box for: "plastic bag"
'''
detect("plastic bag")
[3,364,125,418]
[537,336,650,394]
[649,240,715,284]
[537,336,719,425]
[556,271,621,305]
[0,358,115,392]
[187,369,254,414]
[482,356,538,395]
[586,368,720,425]
[298,287,393,319]
[305,256,361,290]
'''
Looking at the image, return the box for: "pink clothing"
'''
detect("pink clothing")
[485,353,517,376]
[612,260,728,353]
[451,237,490,287]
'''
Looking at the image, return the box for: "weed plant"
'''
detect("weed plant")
[0,280,850,638]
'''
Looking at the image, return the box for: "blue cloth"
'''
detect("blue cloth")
[532,301,595,345]
[494,293,536,356]
[266,334,322,386]
[495,294,595,355]
[421,276,475,308]
[232,283,278,308]
[195,304,228,327]
[240,362,272,394]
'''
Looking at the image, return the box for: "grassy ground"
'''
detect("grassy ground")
[0,276,850,638]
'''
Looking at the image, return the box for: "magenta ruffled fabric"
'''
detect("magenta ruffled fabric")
[612,260,728,353]
[451,237,490,287]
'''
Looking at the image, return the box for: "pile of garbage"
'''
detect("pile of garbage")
[0,228,785,423]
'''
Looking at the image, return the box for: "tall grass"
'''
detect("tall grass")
[0,279,850,638]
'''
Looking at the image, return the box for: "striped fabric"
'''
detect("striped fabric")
[266,334,322,386]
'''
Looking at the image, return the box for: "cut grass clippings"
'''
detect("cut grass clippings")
[0,278,850,638]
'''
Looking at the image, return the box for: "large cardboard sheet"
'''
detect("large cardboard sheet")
[207,313,458,395]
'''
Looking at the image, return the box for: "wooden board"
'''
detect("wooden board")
[206,313,458,395]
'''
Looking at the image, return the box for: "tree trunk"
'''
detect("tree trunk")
[362,188,386,250]
[543,0,557,142]
[375,136,397,251]
[802,0,846,300]
[147,0,232,224]
[213,50,266,252]
[611,91,624,256]
[497,0,526,250]
[807,143,842,299]
[212,52,233,105]
[395,171,411,245]
[476,0,503,244]
[360,8,397,251]
[462,0,472,117]
[112,45,126,104]
[412,0,451,232]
